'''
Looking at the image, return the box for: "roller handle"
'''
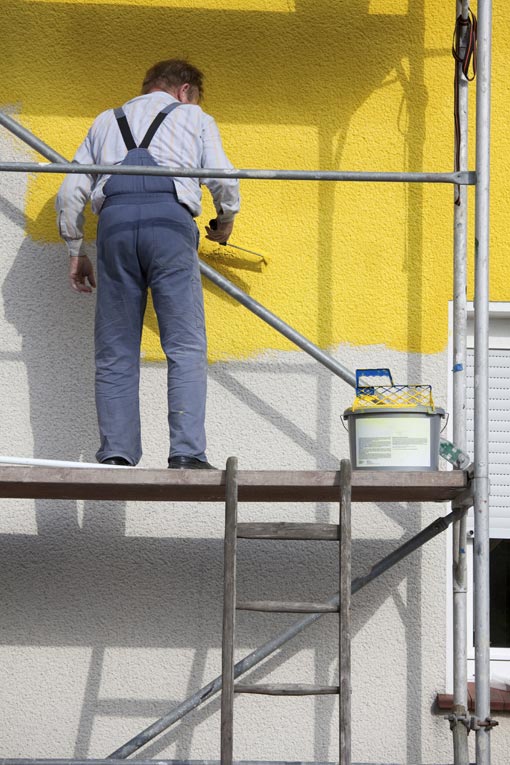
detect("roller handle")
[209,218,227,246]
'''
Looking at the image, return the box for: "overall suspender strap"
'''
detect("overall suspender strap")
[139,102,182,148]
[114,102,183,150]
[113,107,137,150]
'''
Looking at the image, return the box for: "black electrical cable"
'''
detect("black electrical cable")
[453,9,477,205]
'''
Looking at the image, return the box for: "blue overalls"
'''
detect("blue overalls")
[95,103,208,466]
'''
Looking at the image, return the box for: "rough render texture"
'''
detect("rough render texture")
[1,1,510,762]
[0,132,508,765]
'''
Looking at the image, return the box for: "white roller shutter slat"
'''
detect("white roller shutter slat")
[466,348,510,538]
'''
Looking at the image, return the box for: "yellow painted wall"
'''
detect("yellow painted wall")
[2,1,509,362]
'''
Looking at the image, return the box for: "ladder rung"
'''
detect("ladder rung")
[237,600,338,613]
[234,683,339,696]
[237,522,338,540]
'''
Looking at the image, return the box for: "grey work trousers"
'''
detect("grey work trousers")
[94,191,207,466]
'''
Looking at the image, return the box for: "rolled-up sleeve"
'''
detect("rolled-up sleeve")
[55,131,95,257]
[200,114,240,222]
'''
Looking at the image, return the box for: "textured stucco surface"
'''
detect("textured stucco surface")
[1,1,510,763]
[2,0,510,363]
[1,140,508,762]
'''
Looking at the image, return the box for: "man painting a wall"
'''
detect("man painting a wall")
[56,59,240,469]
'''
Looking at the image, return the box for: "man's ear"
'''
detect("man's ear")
[176,83,191,102]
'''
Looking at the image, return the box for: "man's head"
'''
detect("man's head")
[142,59,204,104]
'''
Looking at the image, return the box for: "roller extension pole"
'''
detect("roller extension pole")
[452,3,471,763]
[0,111,356,388]
[474,1,493,763]
[0,111,67,164]
[0,112,67,163]
[198,260,356,387]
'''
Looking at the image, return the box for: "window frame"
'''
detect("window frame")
[446,301,510,688]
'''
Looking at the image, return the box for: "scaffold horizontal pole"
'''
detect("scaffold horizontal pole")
[0,760,464,765]
[0,111,475,184]
[0,161,475,185]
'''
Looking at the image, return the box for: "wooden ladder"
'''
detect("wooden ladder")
[221,457,352,765]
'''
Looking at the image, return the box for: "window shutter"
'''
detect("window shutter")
[466,347,510,538]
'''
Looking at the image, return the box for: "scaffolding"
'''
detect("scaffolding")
[0,1,494,764]
[0,461,472,765]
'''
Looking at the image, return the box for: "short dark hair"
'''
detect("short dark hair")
[142,59,204,100]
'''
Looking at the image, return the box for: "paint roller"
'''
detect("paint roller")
[205,218,269,266]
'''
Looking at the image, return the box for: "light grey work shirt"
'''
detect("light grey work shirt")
[56,91,241,257]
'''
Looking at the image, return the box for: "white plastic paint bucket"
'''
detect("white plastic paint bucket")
[342,406,445,470]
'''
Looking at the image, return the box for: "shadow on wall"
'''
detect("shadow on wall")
[0,236,435,761]
[1,0,430,352]
[0,243,431,762]
[0,1,431,762]
[2,229,127,534]
[0,528,422,760]
[2,1,417,123]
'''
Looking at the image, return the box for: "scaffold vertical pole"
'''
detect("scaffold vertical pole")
[452,2,471,763]
[474,1,493,763]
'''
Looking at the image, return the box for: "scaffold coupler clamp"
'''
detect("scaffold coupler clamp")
[469,715,499,731]
[446,711,470,732]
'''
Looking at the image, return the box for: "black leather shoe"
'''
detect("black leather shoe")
[101,457,131,466]
[168,456,217,470]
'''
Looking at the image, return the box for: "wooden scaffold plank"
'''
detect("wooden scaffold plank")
[0,466,470,503]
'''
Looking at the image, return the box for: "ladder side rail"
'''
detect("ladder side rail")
[221,457,239,765]
[339,460,352,765]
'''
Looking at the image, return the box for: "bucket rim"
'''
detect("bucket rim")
[343,405,445,417]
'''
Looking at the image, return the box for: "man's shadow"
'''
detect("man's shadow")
[2,196,126,536]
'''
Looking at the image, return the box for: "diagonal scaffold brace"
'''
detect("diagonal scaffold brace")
[107,503,470,760]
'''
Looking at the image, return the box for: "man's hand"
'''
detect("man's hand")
[205,218,234,244]
[69,255,96,293]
